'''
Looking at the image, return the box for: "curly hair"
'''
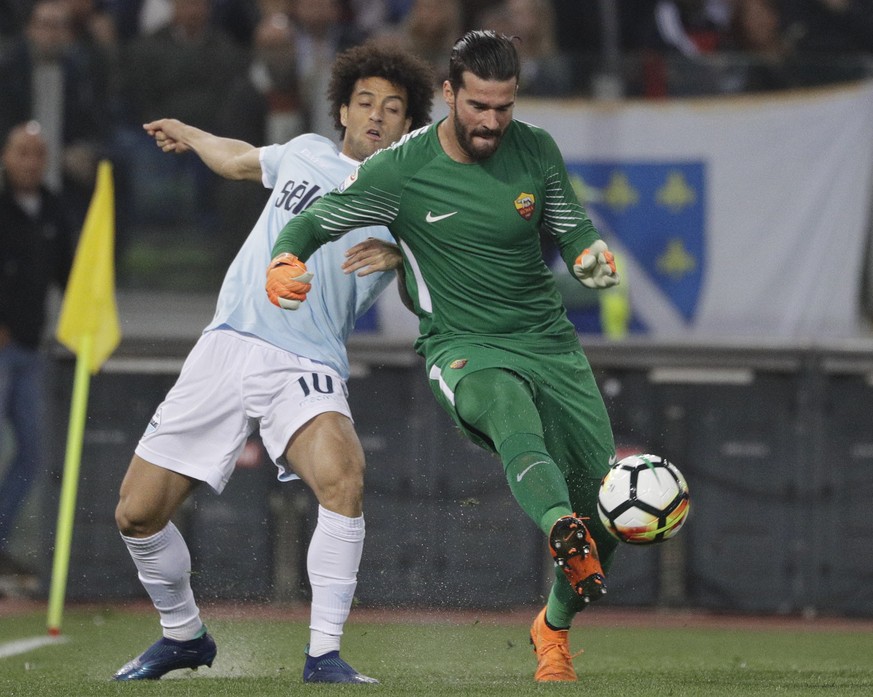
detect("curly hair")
[327,43,435,135]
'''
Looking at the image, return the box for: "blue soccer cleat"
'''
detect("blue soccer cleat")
[113,630,217,680]
[303,648,379,684]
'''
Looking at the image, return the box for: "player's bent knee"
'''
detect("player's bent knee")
[317,467,364,505]
[114,498,167,538]
[311,460,365,516]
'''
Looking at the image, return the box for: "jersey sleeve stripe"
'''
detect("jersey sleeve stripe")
[399,238,432,313]
[543,167,585,236]
[312,188,400,235]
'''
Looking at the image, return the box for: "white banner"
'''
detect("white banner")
[370,81,873,341]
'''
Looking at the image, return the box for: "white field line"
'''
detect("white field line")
[0,635,69,659]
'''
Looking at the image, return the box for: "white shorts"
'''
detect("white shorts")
[135,328,352,493]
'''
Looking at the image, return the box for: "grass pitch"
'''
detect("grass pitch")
[2,605,873,696]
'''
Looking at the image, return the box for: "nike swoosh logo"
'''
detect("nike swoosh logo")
[425,210,458,223]
[516,460,548,483]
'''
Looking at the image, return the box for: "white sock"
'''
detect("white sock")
[121,522,203,641]
[306,505,364,657]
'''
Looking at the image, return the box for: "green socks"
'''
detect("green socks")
[499,433,572,535]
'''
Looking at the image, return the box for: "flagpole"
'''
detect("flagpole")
[49,159,121,635]
[47,334,93,636]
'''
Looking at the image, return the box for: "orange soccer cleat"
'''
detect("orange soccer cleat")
[548,514,607,602]
[529,606,581,682]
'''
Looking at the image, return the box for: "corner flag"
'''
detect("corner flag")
[48,160,121,635]
[56,160,121,371]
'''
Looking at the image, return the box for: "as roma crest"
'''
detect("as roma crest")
[514,192,535,220]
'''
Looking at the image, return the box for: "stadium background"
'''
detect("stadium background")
[2,1,873,622]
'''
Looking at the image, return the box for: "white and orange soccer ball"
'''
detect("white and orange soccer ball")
[597,454,690,545]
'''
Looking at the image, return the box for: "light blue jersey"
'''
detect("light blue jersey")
[205,134,395,380]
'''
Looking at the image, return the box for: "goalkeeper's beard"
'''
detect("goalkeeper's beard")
[453,111,503,161]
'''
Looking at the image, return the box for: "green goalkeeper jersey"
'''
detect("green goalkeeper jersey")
[273,118,602,361]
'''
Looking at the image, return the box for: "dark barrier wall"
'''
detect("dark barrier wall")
[346,363,544,609]
[44,359,276,601]
[37,341,873,615]
[584,341,873,616]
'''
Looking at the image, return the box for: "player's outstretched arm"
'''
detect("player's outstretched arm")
[143,119,262,182]
[268,157,400,308]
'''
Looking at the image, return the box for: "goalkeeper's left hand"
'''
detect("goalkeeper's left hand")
[266,253,313,310]
[573,240,620,288]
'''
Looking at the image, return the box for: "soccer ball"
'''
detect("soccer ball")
[597,454,690,545]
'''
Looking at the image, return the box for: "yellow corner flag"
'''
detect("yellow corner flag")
[56,160,121,371]
[48,160,121,636]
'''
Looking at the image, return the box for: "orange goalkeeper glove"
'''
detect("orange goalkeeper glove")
[265,253,313,310]
[573,240,620,288]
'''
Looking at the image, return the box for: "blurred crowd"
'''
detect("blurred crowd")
[1,0,871,278]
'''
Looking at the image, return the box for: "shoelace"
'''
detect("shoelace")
[541,640,584,662]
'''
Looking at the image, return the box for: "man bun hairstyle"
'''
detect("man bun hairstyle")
[448,30,520,93]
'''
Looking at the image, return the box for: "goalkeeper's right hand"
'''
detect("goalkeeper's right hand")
[265,253,313,310]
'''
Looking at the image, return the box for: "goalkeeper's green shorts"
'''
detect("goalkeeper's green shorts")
[425,342,615,492]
